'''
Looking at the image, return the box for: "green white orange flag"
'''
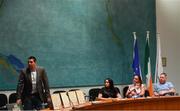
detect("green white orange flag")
[144,31,153,96]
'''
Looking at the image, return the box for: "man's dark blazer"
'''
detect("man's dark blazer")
[16,66,51,103]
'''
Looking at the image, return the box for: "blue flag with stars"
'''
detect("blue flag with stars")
[132,37,141,76]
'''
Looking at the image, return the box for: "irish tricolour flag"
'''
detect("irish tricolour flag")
[144,31,153,96]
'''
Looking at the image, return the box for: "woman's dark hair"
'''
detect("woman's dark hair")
[134,74,142,85]
[104,78,114,89]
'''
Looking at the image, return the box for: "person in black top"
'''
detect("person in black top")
[98,78,121,100]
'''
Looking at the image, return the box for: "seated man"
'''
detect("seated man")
[154,73,176,96]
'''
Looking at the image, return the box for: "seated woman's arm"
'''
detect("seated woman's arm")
[116,93,122,98]
[125,86,134,98]
[97,93,111,101]
[125,88,130,97]
[98,93,102,99]
[138,84,145,97]
[98,92,109,100]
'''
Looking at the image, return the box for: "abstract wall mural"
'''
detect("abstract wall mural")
[0,53,24,89]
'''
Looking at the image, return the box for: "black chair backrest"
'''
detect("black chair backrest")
[53,90,66,94]
[89,88,100,101]
[69,89,80,91]
[114,87,120,94]
[123,86,129,98]
[0,94,8,110]
[9,93,17,104]
[144,90,150,97]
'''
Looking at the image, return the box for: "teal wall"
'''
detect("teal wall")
[0,0,156,90]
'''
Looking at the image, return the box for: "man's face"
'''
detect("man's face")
[159,74,167,84]
[28,59,36,70]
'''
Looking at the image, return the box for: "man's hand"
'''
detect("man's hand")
[47,97,53,109]
[159,90,168,96]
[153,92,159,96]
[47,97,52,103]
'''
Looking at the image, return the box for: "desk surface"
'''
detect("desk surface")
[72,96,180,110]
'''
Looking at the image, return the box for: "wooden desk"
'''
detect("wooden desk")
[73,96,180,110]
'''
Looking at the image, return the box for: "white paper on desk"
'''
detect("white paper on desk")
[91,101,104,104]
[60,92,71,108]
[76,90,86,104]
[51,94,63,110]
[68,91,79,106]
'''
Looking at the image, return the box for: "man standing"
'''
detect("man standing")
[154,73,176,96]
[16,56,52,110]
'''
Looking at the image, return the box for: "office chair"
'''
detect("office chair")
[60,92,71,108]
[9,93,17,104]
[69,89,80,91]
[75,90,86,104]
[51,93,63,110]
[144,90,150,97]
[0,94,8,110]
[115,87,121,94]
[53,90,66,94]
[88,88,100,101]
[67,90,79,106]
[123,86,129,98]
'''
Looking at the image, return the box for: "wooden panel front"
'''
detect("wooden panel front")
[73,96,180,110]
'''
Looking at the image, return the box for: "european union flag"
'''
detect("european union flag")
[132,33,141,76]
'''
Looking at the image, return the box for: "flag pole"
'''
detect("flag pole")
[133,32,136,40]
[155,32,163,83]
[146,31,150,40]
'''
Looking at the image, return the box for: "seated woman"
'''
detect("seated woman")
[126,75,145,98]
[98,78,121,100]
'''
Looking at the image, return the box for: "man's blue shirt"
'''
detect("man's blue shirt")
[154,82,174,93]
